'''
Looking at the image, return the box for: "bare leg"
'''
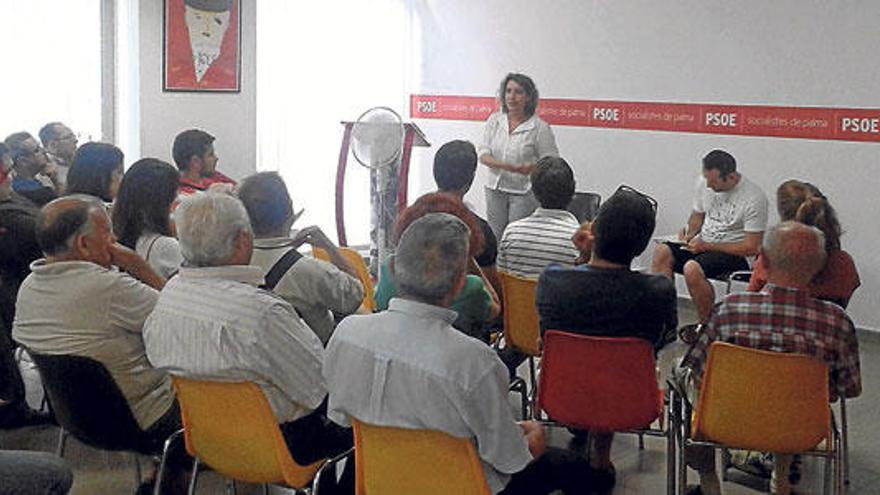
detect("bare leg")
[771,453,793,495]
[683,260,715,323]
[652,243,675,278]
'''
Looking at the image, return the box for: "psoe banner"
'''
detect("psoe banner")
[410,95,880,143]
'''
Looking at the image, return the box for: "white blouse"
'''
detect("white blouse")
[135,233,183,279]
[478,111,559,193]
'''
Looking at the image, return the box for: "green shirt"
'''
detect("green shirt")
[374,258,492,342]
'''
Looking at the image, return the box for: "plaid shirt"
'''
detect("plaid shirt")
[682,284,862,401]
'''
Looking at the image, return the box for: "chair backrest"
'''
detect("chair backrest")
[537,331,661,431]
[172,376,322,488]
[693,342,831,453]
[499,272,541,356]
[567,192,601,222]
[313,246,376,312]
[353,420,490,495]
[28,351,155,453]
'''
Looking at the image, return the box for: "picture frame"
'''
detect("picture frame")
[163,0,241,92]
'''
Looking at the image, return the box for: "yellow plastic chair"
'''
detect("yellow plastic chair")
[670,342,842,494]
[313,247,376,312]
[499,272,541,411]
[353,420,490,495]
[157,377,348,495]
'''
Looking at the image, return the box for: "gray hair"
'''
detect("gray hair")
[762,221,827,282]
[392,213,470,305]
[175,192,253,267]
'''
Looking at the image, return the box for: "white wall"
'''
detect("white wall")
[137,0,256,180]
[404,0,880,330]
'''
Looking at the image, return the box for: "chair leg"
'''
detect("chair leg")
[527,356,537,416]
[840,398,849,486]
[676,396,687,495]
[261,483,268,495]
[188,457,200,495]
[155,429,184,495]
[638,432,645,450]
[224,479,236,495]
[666,405,676,495]
[55,428,68,457]
[823,448,831,495]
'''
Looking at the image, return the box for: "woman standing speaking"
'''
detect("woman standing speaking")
[478,73,558,239]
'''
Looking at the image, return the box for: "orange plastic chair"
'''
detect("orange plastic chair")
[672,342,842,494]
[498,272,541,408]
[536,331,673,494]
[160,377,346,494]
[352,420,490,495]
[313,246,376,312]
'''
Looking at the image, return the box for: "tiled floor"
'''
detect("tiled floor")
[1,299,877,494]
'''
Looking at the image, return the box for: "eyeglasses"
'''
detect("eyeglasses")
[615,184,658,212]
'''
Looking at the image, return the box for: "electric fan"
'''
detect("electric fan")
[350,107,405,271]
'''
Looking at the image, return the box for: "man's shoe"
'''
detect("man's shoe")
[678,323,702,345]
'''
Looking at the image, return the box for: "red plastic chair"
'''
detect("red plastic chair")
[536,331,674,494]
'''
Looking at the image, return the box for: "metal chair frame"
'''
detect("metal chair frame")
[533,331,675,495]
[668,347,844,495]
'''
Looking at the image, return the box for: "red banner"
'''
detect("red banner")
[410,95,880,143]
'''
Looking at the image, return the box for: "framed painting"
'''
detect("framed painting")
[163,0,241,92]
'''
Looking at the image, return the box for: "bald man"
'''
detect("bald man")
[680,221,862,495]
[13,196,179,441]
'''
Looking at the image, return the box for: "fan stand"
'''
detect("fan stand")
[335,121,429,274]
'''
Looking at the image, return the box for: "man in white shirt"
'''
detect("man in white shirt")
[237,172,364,344]
[497,156,580,278]
[12,196,186,493]
[652,149,769,322]
[143,193,352,493]
[324,213,607,494]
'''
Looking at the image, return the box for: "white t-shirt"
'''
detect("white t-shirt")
[136,233,183,280]
[692,175,769,244]
[478,111,558,193]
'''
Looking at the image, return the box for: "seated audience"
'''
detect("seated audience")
[497,156,579,277]
[238,172,363,344]
[747,180,859,307]
[39,122,78,184]
[433,139,502,297]
[325,213,608,494]
[0,143,50,428]
[12,196,182,492]
[172,128,236,196]
[112,159,183,280]
[65,142,124,203]
[536,185,678,484]
[652,149,769,323]
[374,192,501,342]
[143,193,352,494]
[680,221,862,495]
[0,450,72,494]
[4,132,60,206]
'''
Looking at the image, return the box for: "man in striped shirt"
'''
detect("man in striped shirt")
[143,193,353,494]
[497,156,579,278]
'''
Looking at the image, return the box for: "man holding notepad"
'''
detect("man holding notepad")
[652,149,769,323]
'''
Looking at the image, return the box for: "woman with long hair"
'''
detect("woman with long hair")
[65,142,124,202]
[747,179,860,307]
[112,159,182,279]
